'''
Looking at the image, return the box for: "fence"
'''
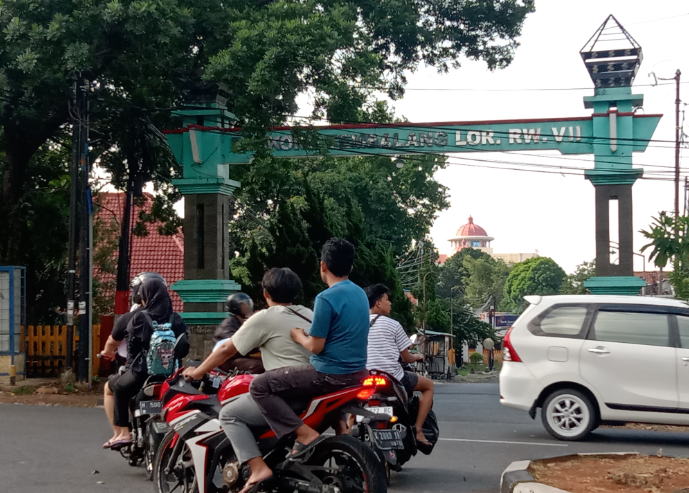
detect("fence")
[467,348,503,365]
[22,325,101,378]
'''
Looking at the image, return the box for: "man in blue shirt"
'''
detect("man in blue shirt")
[250,238,369,472]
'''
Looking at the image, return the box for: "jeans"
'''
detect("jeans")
[250,363,368,438]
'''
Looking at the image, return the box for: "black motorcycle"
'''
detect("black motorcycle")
[116,374,172,480]
[351,367,439,484]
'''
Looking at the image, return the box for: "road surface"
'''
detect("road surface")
[1,383,688,493]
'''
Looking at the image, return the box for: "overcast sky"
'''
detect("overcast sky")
[383,0,688,274]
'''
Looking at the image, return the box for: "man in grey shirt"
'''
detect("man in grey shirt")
[183,268,312,493]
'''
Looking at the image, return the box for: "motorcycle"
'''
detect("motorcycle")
[351,336,439,484]
[152,368,387,493]
[116,374,171,480]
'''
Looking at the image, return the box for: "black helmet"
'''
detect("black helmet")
[226,292,253,317]
[131,272,167,305]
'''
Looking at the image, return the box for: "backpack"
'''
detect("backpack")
[143,312,177,376]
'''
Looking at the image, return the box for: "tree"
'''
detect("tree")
[436,248,491,299]
[1,0,533,316]
[641,213,689,300]
[503,257,567,312]
[463,256,511,309]
[560,260,596,295]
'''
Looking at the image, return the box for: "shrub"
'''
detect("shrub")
[469,352,484,366]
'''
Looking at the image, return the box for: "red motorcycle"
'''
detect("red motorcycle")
[152,369,387,493]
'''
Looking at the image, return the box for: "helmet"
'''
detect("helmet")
[131,272,167,305]
[226,292,254,317]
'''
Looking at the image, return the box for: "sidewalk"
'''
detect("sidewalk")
[0,378,102,407]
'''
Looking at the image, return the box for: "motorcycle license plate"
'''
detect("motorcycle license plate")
[371,429,404,450]
[139,400,163,415]
[356,406,393,422]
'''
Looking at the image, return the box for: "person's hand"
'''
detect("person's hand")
[99,349,116,361]
[183,366,203,381]
[414,353,424,362]
[291,327,306,343]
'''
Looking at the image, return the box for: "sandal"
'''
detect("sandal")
[109,439,133,451]
[288,436,326,461]
[236,475,275,493]
[103,438,118,449]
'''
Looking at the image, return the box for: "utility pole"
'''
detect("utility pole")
[65,77,81,371]
[675,70,682,223]
[77,77,92,382]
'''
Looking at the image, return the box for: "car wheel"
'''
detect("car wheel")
[541,389,597,441]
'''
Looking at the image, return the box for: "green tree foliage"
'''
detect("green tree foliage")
[463,256,511,309]
[560,260,595,295]
[0,0,533,319]
[436,248,491,299]
[503,257,567,312]
[641,213,689,300]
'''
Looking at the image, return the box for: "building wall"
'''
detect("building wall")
[492,252,538,264]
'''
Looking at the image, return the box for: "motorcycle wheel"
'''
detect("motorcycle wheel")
[306,435,387,493]
[153,431,198,493]
[144,423,163,481]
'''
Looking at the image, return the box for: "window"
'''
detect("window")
[530,306,588,337]
[593,311,669,347]
[677,316,689,349]
[471,241,480,247]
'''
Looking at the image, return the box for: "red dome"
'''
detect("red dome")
[456,216,488,237]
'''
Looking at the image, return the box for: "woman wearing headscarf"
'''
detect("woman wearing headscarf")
[103,276,188,449]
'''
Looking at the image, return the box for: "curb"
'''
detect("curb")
[500,453,639,493]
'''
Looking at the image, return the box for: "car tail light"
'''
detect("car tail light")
[502,326,522,362]
[357,388,376,400]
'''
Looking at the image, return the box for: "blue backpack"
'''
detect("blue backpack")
[143,312,177,376]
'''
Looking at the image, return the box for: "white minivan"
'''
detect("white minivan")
[499,295,689,441]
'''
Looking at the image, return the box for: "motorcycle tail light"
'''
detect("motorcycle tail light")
[357,388,375,400]
[376,421,387,429]
[363,376,387,387]
[367,400,381,406]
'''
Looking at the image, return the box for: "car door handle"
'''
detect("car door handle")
[682,357,689,362]
[588,347,610,354]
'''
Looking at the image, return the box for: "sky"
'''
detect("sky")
[381,0,689,274]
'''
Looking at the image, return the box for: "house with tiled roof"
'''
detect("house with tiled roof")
[92,192,184,314]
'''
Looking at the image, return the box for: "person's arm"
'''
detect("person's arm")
[400,348,423,363]
[291,297,331,354]
[99,335,120,360]
[291,328,326,354]
[183,339,239,380]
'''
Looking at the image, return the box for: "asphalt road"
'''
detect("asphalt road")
[2,383,689,493]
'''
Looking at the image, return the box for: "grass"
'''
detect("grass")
[63,383,75,393]
[12,386,35,395]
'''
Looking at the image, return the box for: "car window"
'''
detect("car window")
[677,316,689,349]
[540,307,588,335]
[528,305,588,338]
[592,311,670,347]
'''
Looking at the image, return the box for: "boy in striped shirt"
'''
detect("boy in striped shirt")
[364,284,434,447]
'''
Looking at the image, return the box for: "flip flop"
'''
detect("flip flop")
[109,439,133,451]
[103,439,118,449]
[288,435,327,461]
[237,475,275,493]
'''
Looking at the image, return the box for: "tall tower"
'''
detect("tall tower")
[581,16,649,295]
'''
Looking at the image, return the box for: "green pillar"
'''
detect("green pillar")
[167,98,241,326]
[581,17,647,295]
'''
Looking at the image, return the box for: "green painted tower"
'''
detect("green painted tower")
[581,16,650,295]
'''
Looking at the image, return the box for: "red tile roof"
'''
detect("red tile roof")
[93,192,184,312]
